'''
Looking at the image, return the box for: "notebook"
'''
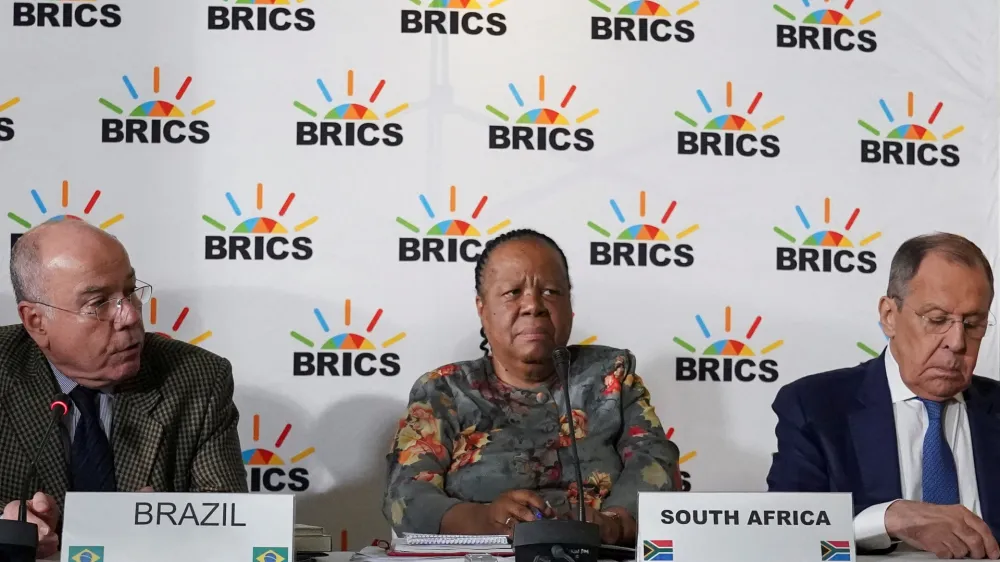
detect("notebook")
[389,533,513,556]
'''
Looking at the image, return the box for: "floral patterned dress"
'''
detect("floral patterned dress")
[382,344,682,534]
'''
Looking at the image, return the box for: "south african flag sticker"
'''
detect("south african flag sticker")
[643,539,673,561]
[821,540,851,561]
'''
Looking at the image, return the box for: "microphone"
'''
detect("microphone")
[552,347,586,525]
[18,394,70,522]
[0,394,69,562]
[512,347,600,562]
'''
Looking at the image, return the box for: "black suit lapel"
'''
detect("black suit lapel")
[0,350,70,506]
[965,381,1000,536]
[848,352,903,510]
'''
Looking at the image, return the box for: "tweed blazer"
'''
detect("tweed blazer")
[0,324,248,513]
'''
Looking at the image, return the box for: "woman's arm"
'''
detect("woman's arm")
[382,371,552,535]
[602,360,682,537]
[382,373,466,534]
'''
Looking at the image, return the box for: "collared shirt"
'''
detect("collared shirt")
[854,347,981,550]
[50,363,114,442]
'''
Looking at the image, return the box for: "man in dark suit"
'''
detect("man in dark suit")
[767,233,1000,560]
[0,219,247,558]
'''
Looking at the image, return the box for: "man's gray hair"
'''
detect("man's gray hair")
[887,232,994,302]
[9,228,44,303]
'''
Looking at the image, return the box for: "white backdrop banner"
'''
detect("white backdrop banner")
[1,0,998,550]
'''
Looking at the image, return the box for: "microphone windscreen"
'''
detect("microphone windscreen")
[50,393,70,416]
[552,346,570,368]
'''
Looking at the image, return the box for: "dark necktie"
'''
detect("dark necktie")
[69,386,117,492]
[919,398,960,505]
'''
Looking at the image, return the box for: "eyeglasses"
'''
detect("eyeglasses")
[900,302,996,340]
[31,282,153,322]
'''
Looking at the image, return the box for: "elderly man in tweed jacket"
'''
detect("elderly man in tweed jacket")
[0,220,247,558]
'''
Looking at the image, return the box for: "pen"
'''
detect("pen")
[531,508,543,520]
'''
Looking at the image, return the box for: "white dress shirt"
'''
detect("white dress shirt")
[854,347,981,550]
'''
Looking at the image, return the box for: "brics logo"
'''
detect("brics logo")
[253,547,289,562]
[588,0,697,43]
[587,191,698,267]
[67,546,104,562]
[397,186,511,263]
[673,307,783,383]
[774,0,880,53]
[291,300,406,377]
[244,414,314,492]
[295,70,409,147]
[100,67,214,144]
[859,92,964,167]
[402,0,507,36]
[13,0,121,28]
[7,181,124,248]
[487,75,599,152]
[203,184,317,261]
[209,0,316,32]
[675,82,784,158]
[0,97,19,142]
[147,298,214,347]
[774,198,880,274]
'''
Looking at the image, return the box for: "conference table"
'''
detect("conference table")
[31,548,950,561]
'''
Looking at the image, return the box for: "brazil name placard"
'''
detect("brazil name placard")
[60,492,294,562]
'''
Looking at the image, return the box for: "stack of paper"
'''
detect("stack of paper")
[295,523,334,554]
[390,533,513,556]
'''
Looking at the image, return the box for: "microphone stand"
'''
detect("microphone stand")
[1,396,69,562]
[513,348,600,562]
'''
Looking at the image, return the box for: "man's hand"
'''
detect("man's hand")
[886,500,1000,559]
[1,491,61,558]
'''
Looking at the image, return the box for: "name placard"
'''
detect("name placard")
[637,492,855,562]
[60,492,294,562]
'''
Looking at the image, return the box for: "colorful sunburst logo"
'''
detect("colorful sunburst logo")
[588,191,699,242]
[243,414,316,466]
[294,70,409,121]
[774,0,881,27]
[773,198,881,248]
[147,299,213,346]
[202,184,318,234]
[291,300,406,350]
[7,182,124,246]
[408,0,507,7]
[675,81,784,133]
[99,67,215,118]
[396,186,510,238]
[858,92,964,143]
[486,75,599,126]
[589,0,698,16]
[673,307,783,357]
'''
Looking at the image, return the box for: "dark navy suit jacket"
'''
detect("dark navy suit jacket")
[766,352,1000,551]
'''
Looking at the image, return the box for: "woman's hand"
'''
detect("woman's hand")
[483,490,553,535]
[567,502,634,545]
